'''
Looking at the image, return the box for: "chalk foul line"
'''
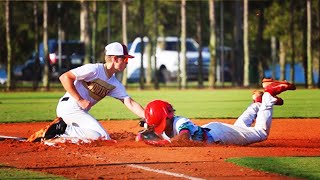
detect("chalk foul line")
[128,164,205,180]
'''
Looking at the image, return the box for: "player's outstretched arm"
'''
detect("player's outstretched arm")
[122,97,145,119]
[144,130,192,146]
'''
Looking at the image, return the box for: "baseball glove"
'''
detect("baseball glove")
[135,129,161,142]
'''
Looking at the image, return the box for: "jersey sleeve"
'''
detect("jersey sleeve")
[173,116,209,142]
[108,76,130,100]
[173,116,198,135]
[71,64,98,81]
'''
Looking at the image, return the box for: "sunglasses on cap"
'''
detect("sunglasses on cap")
[116,55,129,63]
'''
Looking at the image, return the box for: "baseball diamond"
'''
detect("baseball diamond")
[0,119,319,179]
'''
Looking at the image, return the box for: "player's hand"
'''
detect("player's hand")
[135,129,161,142]
[77,99,92,110]
[105,139,117,143]
[145,139,171,146]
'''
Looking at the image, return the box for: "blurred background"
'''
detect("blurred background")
[0,0,319,91]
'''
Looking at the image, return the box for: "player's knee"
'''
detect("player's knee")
[82,129,103,140]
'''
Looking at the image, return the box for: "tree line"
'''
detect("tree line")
[2,0,319,91]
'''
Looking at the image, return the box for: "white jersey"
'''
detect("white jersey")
[164,116,213,142]
[56,63,131,142]
[63,63,129,107]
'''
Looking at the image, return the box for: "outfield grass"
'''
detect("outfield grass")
[0,89,319,123]
[227,157,320,180]
[0,165,67,179]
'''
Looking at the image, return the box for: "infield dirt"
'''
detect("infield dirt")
[0,119,319,179]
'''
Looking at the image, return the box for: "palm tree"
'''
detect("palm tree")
[80,0,91,65]
[243,0,249,87]
[5,0,12,91]
[42,0,50,91]
[180,0,187,89]
[255,5,265,85]
[121,0,128,86]
[290,0,295,83]
[139,0,145,90]
[318,0,320,88]
[196,1,204,88]
[208,0,216,89]
[152,0,159,90]
[145,41,152,86]
[306,0,313,88]
[33,1,40,90]
[91,0,97,64]
[271,36,277,80]
[279,40,286,81]
[302,5,308,88]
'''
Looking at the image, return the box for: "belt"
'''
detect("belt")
[61,97,69,102]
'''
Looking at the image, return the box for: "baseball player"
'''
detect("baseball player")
[27,42,145,144]
[137,79,296,146]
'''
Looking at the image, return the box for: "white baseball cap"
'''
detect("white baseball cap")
[105,42,134,58]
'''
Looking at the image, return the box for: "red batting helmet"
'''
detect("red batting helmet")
[145,100,173,134]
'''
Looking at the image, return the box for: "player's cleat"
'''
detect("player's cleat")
[252,90,283,105]
[262,78,283,88]
[26,117,67,142]
[262,78,273,88]
[264,80,296,96]
[262,78,274,82]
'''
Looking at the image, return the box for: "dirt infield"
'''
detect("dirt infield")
[0,119,320,179]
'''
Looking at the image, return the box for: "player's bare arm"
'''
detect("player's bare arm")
[171,130,191,142]
[122,97,145,119]
[59,71,91,110]
[144,130,192,146]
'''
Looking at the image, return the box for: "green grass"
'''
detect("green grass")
[0,89,319,122]
[0,165,67,179]
[227,157,320,180]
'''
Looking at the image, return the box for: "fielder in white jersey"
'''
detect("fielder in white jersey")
[137,79,296,146]
[27,42,145,144]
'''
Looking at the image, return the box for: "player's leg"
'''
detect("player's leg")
[56,97,111,141]
[233,102,260,128]
[205,80,296,146]
[203,92,275,145]
[60,111,111,140]
[254,79,297,139]
[253,92,277,140]
[234,90,264,128]
[203,122,263,145]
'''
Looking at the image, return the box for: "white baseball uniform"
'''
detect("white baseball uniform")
[165,92,277,145]
[56,63,129,142]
